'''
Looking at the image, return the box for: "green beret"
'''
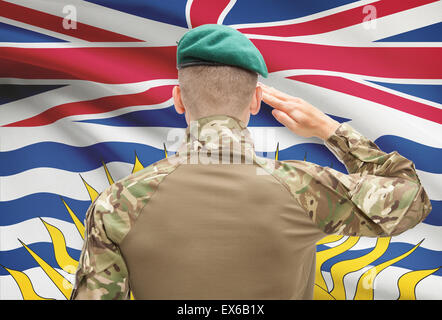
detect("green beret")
[176,24,268,78]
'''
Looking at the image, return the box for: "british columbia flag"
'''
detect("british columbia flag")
[0,0,441,300]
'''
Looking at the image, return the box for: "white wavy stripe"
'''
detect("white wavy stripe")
[321,265,442,300]
[185,0,193,29]
[217,0,237,25]
[0,120,323,153]
[286,1,442,46]
[0,266,74,300]
[0,217,84,251]
[0,161,134,202]
[0,79,178,126]
[228,0,379,29]
[1,156,440,201]
[319,222,442,253]
[0,17,84,43]
[0,122,182,152]
[4,0,187,46]
[415,170,442,201]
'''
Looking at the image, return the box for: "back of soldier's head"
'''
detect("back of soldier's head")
[178,65,258,119]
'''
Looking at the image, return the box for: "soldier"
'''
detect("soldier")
[70,24,432,300]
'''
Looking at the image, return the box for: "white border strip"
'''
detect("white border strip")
[217,0,237,25]
[4,0,188,45]
[0,17,85,42]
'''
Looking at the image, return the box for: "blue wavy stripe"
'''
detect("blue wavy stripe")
[224,0,358,25]
[0,114,356,176]
[376,22,442,42]
[0,193,90,227]
[425,200,442,226]
[368,81,442,104]
[374,135,442,174]
[316,242,442,277]
[2,134,440,176]
[0,22,66,43]
[0,243,81,276]
[0,141,167,176]
[83,0,188,28]
[75,103,351,128]
[0,241,440,276]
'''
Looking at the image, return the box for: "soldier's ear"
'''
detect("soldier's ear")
[250,85,262,116]
[173,86,185,114]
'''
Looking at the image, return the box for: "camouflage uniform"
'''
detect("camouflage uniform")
[70,114,432,300]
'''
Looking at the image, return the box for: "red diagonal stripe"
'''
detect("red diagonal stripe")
[190,0,231,28]
[0,46,177,84]
[237,0,439,37]
[1,43,440,84]
[0,1,142,42]
[290,75,442,124]
[252,40,442,79]
[4,85,174,127]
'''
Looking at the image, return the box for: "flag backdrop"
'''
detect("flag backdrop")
[0,0,441,300]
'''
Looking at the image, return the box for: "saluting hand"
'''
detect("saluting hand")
[259,82,340,141]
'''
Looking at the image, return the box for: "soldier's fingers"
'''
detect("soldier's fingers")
[259,82,302,103]
[271,109,299,133]
[262,92,295,114]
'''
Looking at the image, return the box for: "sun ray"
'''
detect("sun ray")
[353,239,424,300]
[275,142,279,160]
[316,235,344,246]
[329,237,391,299]
[101,160,115,185]
[18,239,73,299]
[79,174,99,202]
[314,284,336,300]
[60,196,85,239]
[397,267,441,300]
[0,264,53,300]
[163,142,168,158]
[40,218,79,274]
[315,236,359,292]
[132,150,145,173]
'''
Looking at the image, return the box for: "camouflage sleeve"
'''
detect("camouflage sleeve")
[278,122,432,237]
[70,187,130,300]
[325,122,422,180]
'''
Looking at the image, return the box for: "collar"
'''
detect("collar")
[175,114,256,164]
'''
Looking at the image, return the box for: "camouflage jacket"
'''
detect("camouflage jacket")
[70,114,432,300]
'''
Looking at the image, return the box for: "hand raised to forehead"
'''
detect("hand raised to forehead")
[258,82,340,141]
